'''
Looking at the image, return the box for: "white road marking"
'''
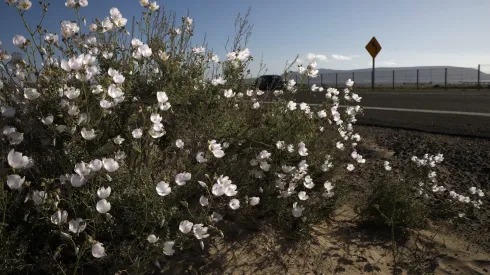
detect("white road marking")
[259,101,490,117]
[343,105,490,117]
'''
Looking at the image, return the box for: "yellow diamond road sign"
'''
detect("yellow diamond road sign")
[366,37,382,58]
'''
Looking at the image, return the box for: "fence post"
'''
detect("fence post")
[352,72,355,81]
[335,73,338,88]
[417,69,419,90]
[478,64,481,91]
[445,68,447,90]
[295,74,298,84]
[320,74,323,87]
[393,70,395,89]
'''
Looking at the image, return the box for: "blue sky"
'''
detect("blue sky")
[1,0,490,75]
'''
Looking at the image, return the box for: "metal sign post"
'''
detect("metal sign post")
[365,37,382,91]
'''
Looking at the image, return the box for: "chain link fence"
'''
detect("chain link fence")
[291,65,490,90]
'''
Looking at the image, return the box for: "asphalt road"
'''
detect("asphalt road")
[294,89,490,138]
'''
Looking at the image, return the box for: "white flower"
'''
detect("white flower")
[287,101,297,111]
[8,131,23,145]
[163,241,175,256]
[298,191,309,201]
[149,1,159,10]
[324,181,334,192]
[276,141,285,150]
[345,79,354,88]
[156,91,168,103]
[64,87,80,99]
[7,174,25,190]
[384,161,392,171]
[175,172,191,186]
[96,199,111,214]
[249,197,260,206]
[97,186,111,199]
[68,218,86,234]
[24,88,40,100]
[292,202,304,217]
[150,113,162,124]
[12,35,26,47]
[113,135,125,145]
[149,129,165,139]
[229,198,240,210]
[211,76,226,86]
[102,158,119,172]
[209,140,225,158]
[199,196,209,206]
[211,212,223,222]
[147,234,159,243]
[65,0,76,8]
[132,128,143,139]
[317,110,327,118]
[70,174,86,187]
[79,0,88,7]
[252,102,260,109]
[7,149,29,169]
[32,190,47,205]
[159,102,171,111]
[211,54,219,63]
[179,220,193,234]
[347,164,355,171]
[260,161,271,172]
[81,128,96,140]
[158,50,169,61]
[175,139,184,148]
[196,152,208,163]
[51,209,68,225]
[156,181,171,196]
[60,21,79,38]
[67,105,80,116]
[192,46,205,54]
[351,93,362,102]
[336,141,345,150]
[41,115,54,125]
[138,44,152,58]
[223,89,235,98]
[303,175,315,189]
[193,224,209,239]
[108,84,124,99]
[92,243,106,258]
[74,161,91,176]
[237,48,250,61]
[298,142,308,156]
[88,159,102,171]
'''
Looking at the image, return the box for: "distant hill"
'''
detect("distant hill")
[245,66,490,87]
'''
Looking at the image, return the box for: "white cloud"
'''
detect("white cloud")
[383,60,396,66]
[332,54,353,61]
[307,53,328,62]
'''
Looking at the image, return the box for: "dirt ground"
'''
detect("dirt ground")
[194,126,490,274]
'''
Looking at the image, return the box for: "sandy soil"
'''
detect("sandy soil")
[201,204,489,274]
[185,126,490,274]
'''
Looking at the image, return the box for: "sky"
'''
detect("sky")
[1,0,490,75]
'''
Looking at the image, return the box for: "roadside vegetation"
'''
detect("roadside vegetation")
[0,1,486,274]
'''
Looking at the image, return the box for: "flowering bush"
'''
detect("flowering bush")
[360,155,486,228]
[0,0,372,273]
